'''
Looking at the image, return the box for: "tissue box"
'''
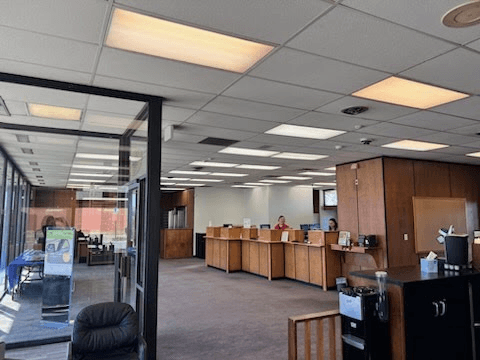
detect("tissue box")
[420,258,438,273]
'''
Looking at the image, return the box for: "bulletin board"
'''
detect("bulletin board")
[413,197,467,253]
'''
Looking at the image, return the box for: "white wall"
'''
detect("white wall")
[194,187,246,236]
[243,187,270,227]
[268,186,315,229]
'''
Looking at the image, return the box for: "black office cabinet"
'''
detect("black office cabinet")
[195,233,206,259]
[404,277,472,359]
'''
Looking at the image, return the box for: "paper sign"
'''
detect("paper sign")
[281,231,289,242]
[243,218,251,229]
[44,228,75,276]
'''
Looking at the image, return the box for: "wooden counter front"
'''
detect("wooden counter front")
[160,229,193,259]
[241,239,284,280]
[205,237,242,273]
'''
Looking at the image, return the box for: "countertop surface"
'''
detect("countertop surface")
[350,266,480,286]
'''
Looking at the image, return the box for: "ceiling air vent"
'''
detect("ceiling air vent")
[32,168,41,172]
[0,97,11,117]
[21,148,34,155]
[198,137,239,147]
[30,161,39,166]
[16,135,30,143]
[341,106,369,115]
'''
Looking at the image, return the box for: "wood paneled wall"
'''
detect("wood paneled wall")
[337,157,480,274]
[32,188,76,226]
[162,189,194,229]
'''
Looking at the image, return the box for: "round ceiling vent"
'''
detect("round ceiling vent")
[442,1,480,28]
[341,106,369,116]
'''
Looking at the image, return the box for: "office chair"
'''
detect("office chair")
[68,302,146,360]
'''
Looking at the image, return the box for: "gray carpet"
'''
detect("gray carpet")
[157,258,339,360]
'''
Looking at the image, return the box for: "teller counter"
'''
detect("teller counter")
[205,227,341,290]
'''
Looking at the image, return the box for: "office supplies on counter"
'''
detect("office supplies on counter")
[436,225,471,271]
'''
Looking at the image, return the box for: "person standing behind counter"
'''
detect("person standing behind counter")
[328,218,338,231]
[274,215,290,231]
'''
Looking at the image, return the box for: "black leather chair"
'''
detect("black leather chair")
[68,302,146,360]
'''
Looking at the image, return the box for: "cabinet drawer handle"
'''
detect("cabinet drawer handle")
[439,300,446,316]
[432,302,439,317]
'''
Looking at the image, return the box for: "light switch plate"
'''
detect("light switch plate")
[403,233,408,241]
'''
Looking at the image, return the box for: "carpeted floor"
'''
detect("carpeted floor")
[156,258,339,360]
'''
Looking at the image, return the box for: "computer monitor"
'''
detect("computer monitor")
[300,224,310,232]
[260,224,271,229]
[310,223,321,230]
[223,224,233,228]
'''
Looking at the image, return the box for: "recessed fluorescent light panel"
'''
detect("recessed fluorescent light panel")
[160,182,176,186]
[219,147,279,157]
[232,185,257,188]
[70,173,112,178]
[265,124,345,139]
[352,76,469,109]
[259,179,291,184]
[299,172,335,176]
[244,183,272,186]
[76,153,141,161]
[189,161,238,168]
[169,170,210,175]
[161,187,186,191]
[314,182,337,186]
[28,103,82,121]
[69,179,106,183]
[190,179,224,182]
[82,197,128,201]
[324,167,336,171]
[175,183,205,187]
[277,176,312,180]
[210,172,248,177]
[161,177,190,181]
[382,140,449,151]
[72,165,119,170]
[106,8,274,73]
[466,152,480,158]
[236,164,281,170]
[272,153,328,161]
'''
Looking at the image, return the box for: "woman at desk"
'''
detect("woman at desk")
[329,218,338,231]
[274,215,290,230]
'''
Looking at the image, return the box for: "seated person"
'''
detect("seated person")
[329,218,338,231]
[274,215,290,231]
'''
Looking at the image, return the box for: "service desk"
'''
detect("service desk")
[205,237,242,273]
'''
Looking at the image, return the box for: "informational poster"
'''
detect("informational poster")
[243,218,251,229]
[44,228,75,276]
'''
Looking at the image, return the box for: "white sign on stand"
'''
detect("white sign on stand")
[44,228,75,276]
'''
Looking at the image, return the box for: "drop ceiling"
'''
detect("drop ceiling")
[0,0,479,189]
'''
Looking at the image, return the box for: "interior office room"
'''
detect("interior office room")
[1,1,480,360]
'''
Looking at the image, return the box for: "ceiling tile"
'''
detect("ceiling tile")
[96,48,240,93]
[81,110,134,134]
[287,112,377,131]
[463,140,480,149]
[0,0,108,44]
[4,100,28,116]
[0,26,98,72]
[391,111,478,131]
[430,146,475,155]
[87,95,145,116]
[317,96,418,120]
[250,48,388,94]
[331,131,397,146]
[449,123,480,137]
[187,111,278,132]
[430,96,480,121]
[356,122,436,138]
[413,132,477,145]
[222,76,342,110]
[288,6,454,73]
[341,0,480,44]
[177,123,256,141]
[92,76,216,109]
[0,115,81,130]
[162,106,196,123]
[115,0,332,44]
[202,96,305,121]
[466,38,480,52]
[401,49,480,95]
[246,133,319,147]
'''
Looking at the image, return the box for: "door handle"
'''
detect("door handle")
[433,302,439,317]
[439,300,446,316]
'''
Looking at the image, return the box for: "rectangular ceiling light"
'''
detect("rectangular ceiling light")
[259,179,291,184]
[219,147,279,157]
[161,187,186,191]
[324,167,336,171]
[170,170,210,175]
[236,164,281,170]
[106,8,274,73]
[28,103,82,121]
[76,153,141,161]
[466,152,480,158]
[272,152,328,161]
[175,183,205,187]
[82,197,128,201]
[277,176,312,180]
[352,76,469,109]
[210,172,248,177]
[72,164,119,170]
[190,178,224,182]
[160,182,176,186]
[232,185,257,188]
[299,171,334,176]
[382,140,449,151]
[265,124,345,139]
[189,161,238,168]
[70,173,112,178]
[244,182,272,186]
[69,179,107,183]
[314,182,336,186]
[161,177,190,181]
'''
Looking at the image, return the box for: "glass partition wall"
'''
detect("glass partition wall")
[0,75,160,359]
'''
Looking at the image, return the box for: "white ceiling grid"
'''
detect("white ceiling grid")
[0,0,478,187]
